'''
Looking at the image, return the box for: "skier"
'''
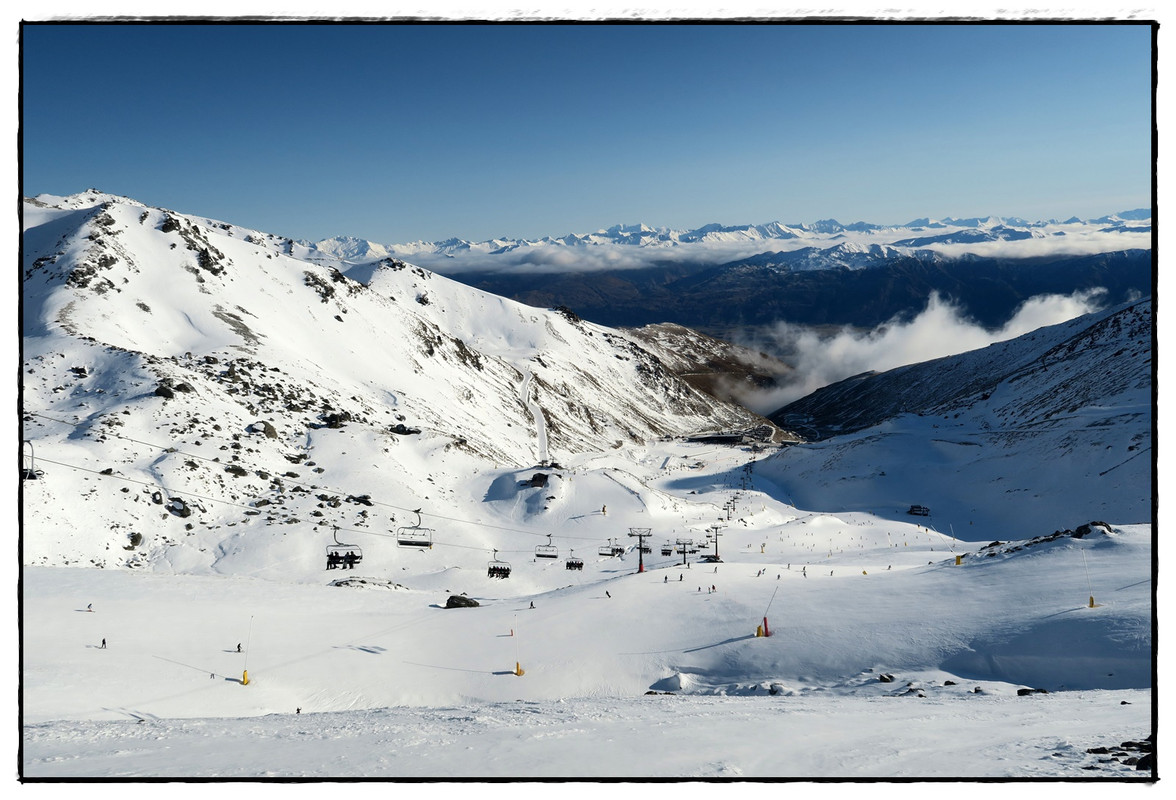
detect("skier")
[679,574,683,581]
[87,603,93,612]
[237,643,242,653]
[605,591,611,598]
[529,601,535,609]
[664,575,668,583]
[100,638,106,649]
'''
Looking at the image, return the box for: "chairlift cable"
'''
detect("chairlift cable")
[25,409,602,542]
[24,453,554,560]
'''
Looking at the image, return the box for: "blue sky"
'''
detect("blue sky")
[21,22,1154,243]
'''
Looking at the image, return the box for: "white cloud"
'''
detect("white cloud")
[734,288,1109,414]
[412,239,802,275]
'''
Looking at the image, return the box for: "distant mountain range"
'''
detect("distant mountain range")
[450,248,1151,334]
[302,211,1152,335]
[309,210,1151,262]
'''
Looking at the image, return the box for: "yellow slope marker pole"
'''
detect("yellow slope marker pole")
[1082,550,1098,608]
[514,614,524,676]
[242,615,254,685]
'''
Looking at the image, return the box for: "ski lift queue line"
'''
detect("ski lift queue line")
[23,410,614,544]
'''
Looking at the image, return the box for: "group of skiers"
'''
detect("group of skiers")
[326,551,360,570]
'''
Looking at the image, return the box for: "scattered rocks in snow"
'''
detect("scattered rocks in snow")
[329,578,403,591]
[1074,521,1113,538]
[1084,734,1153,773]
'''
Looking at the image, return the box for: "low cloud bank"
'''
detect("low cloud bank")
[414,239,776,275]
[734,288,1109,415]
[409,226,1149,277]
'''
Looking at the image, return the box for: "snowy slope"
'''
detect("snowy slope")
[21,191,771,573]
[19,192,1155,780]
[20,513,1153,778]
[768,299,1152,533]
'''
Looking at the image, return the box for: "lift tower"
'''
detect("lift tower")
[628,527,652,573]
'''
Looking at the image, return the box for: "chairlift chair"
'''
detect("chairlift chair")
[535,534,558,559]
[598,539,617,557]
[661,542,674,556]
[565,549,584,571]
[396,508,434,548]
[326,526,363,570]
[488,549,512,579]
[22,441,42,480]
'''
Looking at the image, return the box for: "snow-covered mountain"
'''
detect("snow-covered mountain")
[19,191,1154,779]
[311,206,1150,336]
[21,190,777,571]
[310,210,1152,268]
[768,297,1152,533]
[717,241,947,273]
[623,322,795,407]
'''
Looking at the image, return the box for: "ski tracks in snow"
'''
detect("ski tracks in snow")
[519,369,548,465]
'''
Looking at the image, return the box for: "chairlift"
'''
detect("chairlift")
[22,441,42,480]
[598,538,625,557]
[661,542,674,556]
[565,549,583,571]
[326,526,363,570]
[639,543,651,554]
[488,549,512,579]
[535,534,558,559]
[396,508,434,548]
